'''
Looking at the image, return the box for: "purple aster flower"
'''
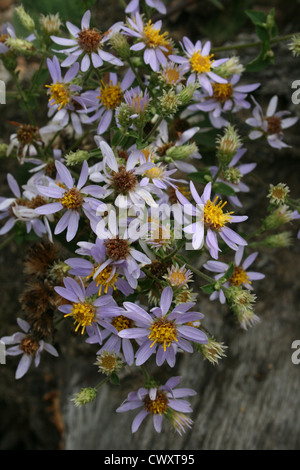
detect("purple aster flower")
[65,236,135,296]
[45,56,83,114]
[81,69,135,135]
[94,209,152,289]
[176,181,248,259]
[35,160,105,241]
[118,286,208,367]
[93,140,157,209]
[204,246,265,304]
[123,86,150,118]
[188,74,260,128]
[116,375,196,434]
[169,36,228,95]
[246,95,298,149]
[0,22,15,54]
[122,13,172,72]
[209,146,257,208]
[50,10,123,72]
[0,173,52,239]
[1,318,58,379]
[54,276,121,337]
[125,0,167,15]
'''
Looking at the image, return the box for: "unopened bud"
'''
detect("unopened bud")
[5,37,35,55]
[71,387,98,407]
[260,231,293,248]
[198,337,227,365]
[65,150,90,166]
[216,125,242,166]
[158,89,181,117]
[262,204,296,230]
[109,32,131,60]
[213,56,245,78]
[177,83,198,105]
[166,142,198,160]
[289,35,300,57]
[39,13,62,35]
[15,5,35,33]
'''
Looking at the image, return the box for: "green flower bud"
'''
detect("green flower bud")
[177,83,199,105]
[0,143,8,158]
[166,142,198,160]
[65,150,90,166]
[71,387,98,407]
[5,37,35,56]
[15,5,36,33]
[216,125,242,166]
[109,32,131,60]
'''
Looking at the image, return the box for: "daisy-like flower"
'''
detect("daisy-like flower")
[54,276,121,337]
[210,146,257,208]
[94,210,152,289]
[188,74,260,128]
[82,69,135,135]
[0,173,52,239]
[246,95,298,149]
[116,376,196,434]
[65,236,135,295]
[123,86,150,118]
[125,0,167,15]
[123,13,172,72]
[92,140,157,209]
[267,183,290,205]
[1,318,58,379]
[6,121,60,163]
[203,246,265,304]
[159,62,186,86]
[45,56,82,113]
[35,160,105,241]
[118,286,208,367]
[163,263,193,289]
[176,181,248,259]
[169,36,228,95]
[50,10,123,72]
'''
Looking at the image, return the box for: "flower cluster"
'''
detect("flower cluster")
[1,0,299,438]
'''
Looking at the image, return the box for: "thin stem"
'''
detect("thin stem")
[174,255,215,284]
[144,116,163,142]
[212,33,299,53]
[95,376,110,391]
[0,234,15,251]
[127,57,145,91]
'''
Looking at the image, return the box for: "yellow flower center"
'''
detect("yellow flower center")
[98,80,123,109]
[229,266,251,287]
[46,82,70,110]
[204,196,233,231]
[144,390,169,415]
[88,265,119,295]
[145,166,163,180]
[163,67,181,85]
[65,302,96,334]
[60,188,83,210]
[190,51,214,74]
[212,83,233,102]
[149,318,178,351]
[169,271,186,286]
[143,20,170,49]
[111,315,134,332]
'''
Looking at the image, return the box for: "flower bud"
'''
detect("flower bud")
[216,125,242,166]
[213,56,245,78]
[15,5,35,33]
[165,142,198,160]
[71,387,98,407]
[39,13,62,35]
[158,89,181,117]
[5,37,35,55]
[267,183,290,205]
[260,231,293,248]
[109,32,131,60]
[197,337,227,365]
[0,143,8,158]
[289,35,300,57]
[177,83,199,105]
[262,204,296,230]
[65,150,90,166]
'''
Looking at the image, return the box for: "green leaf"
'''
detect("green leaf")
[245,9,267,26]
[201,283,216,294]
[213,182,236,196]
[223,263,234,280]
[188,171,212,184]
[110,373,120,386]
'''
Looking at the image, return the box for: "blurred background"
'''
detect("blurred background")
[0,0,300,450]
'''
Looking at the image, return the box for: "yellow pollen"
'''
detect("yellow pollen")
[204,196,233,231]
[190,51,214,74]
[65,302,96,334]
[145,166,163,179]
[148,318,178,351]
[229,266,251,287]
[60,188,83,210]
[111,315,134,332]
[163,67,181,84]
[143,20,169,49]
[144,390,169,415]
[46,82,70,110]
[88,265,119,295]
[169,271,186,286]
[213,83,233,102]
[98,80,123,109]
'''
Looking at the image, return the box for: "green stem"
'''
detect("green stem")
[144,116,163,142]
[95,376,110,391]
[12,72,36,126]
[0,234,15,251]
[212,33,299,53]
[127,57,145,90]
[174,256,215,284]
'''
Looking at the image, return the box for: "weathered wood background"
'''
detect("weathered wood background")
[0,0,300,450]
